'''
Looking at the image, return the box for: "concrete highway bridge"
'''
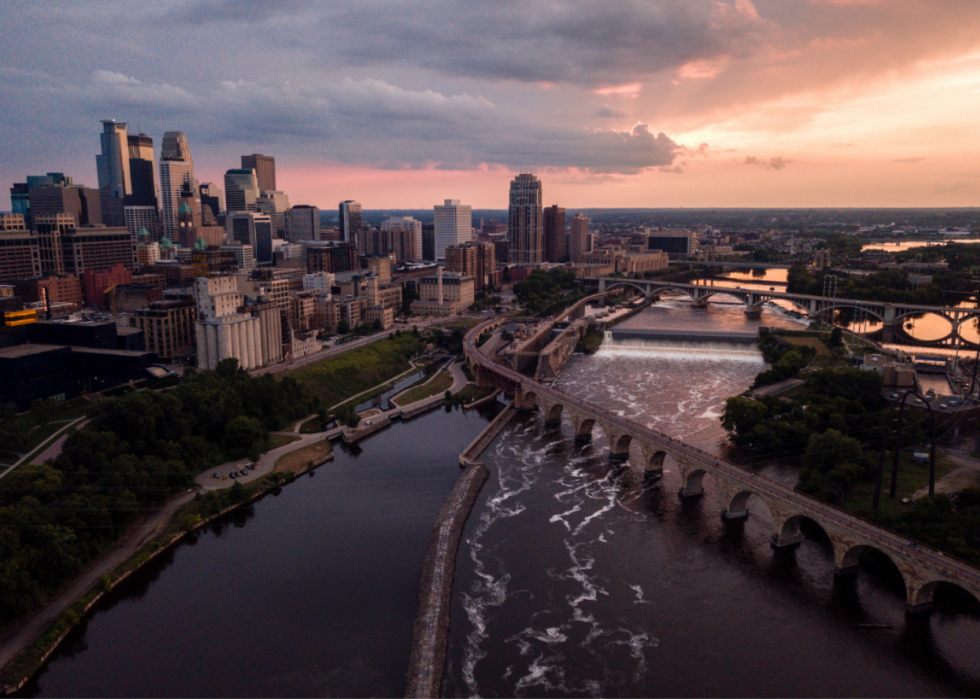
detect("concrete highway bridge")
[465,318,980,613]
[669,260,792,270]
[599,277,980,343]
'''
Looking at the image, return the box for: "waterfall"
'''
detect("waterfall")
[597,331,765,362]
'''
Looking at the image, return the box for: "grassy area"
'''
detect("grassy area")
[52,397,92,421]
[455,385,496,405]
[392,368,453,406]
[286,334,422,408]
[267,434,300,450]
[0,450,20,465]
[299,416,326,433]
[781,335,832,358]
[842,451,955,519]
[439,318,482,330]
[274,439,333,475]
[19,420,74,456]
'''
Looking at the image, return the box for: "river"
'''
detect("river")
[442,301,980,697]
[19,302,980,697]
[21,404,498,698]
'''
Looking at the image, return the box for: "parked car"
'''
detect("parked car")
[230,472,238,479]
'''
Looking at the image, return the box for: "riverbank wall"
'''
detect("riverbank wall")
[406,404,515,698]
[0,449,335,695]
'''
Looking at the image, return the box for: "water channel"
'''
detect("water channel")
[18,301,980,697]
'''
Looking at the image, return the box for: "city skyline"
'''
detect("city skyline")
[2,2,980,210]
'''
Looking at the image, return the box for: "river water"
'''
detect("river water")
[443,301,980,697]
[19,302,980,697]
[22,405,498,698]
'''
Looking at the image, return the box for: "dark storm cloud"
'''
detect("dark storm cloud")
[180,0,771,85]
[0,69,678,175]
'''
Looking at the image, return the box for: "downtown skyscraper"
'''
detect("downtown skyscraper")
[240,154,276,192]
[96,120,131,227]
[433,199,472,261]
[159,131,195,240]
[508,173,543,264]
[339,200,362,245]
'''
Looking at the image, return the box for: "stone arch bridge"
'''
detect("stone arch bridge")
[598,278,980,342]
[465,318,980,613]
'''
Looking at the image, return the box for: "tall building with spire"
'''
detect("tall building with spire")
[159,131,195,240]
[508,173,543,264]
[96,120,132,227]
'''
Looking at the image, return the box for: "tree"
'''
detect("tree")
[829,326,843,348]
[372,318,382,331]
[30,399,55,427]
[223,416,265,459]
[797,429,869,501]
[337,320,350,335]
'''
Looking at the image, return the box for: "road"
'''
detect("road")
[0,490,197,676]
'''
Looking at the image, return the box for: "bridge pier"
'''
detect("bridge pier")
[770,533,803,549]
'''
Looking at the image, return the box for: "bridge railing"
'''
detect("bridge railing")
[465,319,980,589]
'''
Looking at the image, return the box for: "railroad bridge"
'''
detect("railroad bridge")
[598,278,980,342]
[465,318,980,613]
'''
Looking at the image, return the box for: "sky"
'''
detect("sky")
[2,0,980,211]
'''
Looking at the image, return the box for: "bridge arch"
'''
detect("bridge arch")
[725,490,778,522]
[817,303,886,323]
[543,401,564,425]
[680,469,708,497]
[773,514,833,550]
[836,544,909,597]
[611,433,633,460]
[601,280,652,298]
[910,580,980,613]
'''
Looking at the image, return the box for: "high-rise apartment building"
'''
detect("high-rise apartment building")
[159,132,194,240]
[434,199,472,261]
[339,200,362,245]
[422,223,435,261]
[224,169,260,213]
[256,190,290,236]
[381,215,423,261]
[543,205,567,263]
[240,154,276,192]
[285,205,321,243]
[569,213,592,262]
[445,241,496,291]
[96,120,131,227]
[508,174,543,264]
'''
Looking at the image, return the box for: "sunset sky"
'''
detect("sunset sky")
[2,0,980,210]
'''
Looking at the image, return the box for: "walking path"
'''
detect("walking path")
[0,417,89,481]
[0,490,197,674]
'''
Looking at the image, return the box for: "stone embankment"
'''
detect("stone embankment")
[406,405,515,698]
